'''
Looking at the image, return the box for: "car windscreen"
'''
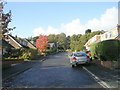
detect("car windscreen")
[74,53,86,57]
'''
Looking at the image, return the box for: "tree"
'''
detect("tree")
[70,30,104,51]
[36,35,48,54]
[85,29,91,34]
[0,1,15,38]
[66,36,70,49]
[70,34,82,52]
[57,33,67,50]
[48,34,56,43]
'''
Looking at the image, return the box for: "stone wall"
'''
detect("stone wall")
[93,59,119,69]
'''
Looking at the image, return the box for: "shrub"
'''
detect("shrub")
[90,43,97,59]
[3,48,38,60]
[46,47,57,55]
[19,49,38,60]
[3,49,21,59]
[90,39,120,61]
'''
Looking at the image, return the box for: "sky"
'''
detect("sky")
[4,2,118,38]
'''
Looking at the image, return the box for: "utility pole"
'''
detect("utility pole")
[0,0,3,38]
[0,1,3,89]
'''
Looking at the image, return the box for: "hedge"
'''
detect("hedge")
[90,43,98,59]
[3,48,38,60]
[90,39,120,61]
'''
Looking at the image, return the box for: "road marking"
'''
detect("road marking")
[83,66,113,88]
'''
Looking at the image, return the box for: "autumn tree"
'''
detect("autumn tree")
[36,35,48,55]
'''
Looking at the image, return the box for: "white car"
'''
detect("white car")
[69,52,90,67]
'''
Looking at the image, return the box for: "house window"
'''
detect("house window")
[20,40,22,44]
[105,34,107,38]
[110,33,112,38]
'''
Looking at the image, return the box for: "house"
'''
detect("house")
[115,24,120,40]
[115,34,120,40]
[4,34,22,49]
[3,34,36,50]
[47,42,56,50]
[2,39,14,54]
[17,37,28,48]
[30,40,36,47]
[84,35,101,50]
[84,25,120,50]
[24,39,36,49]
[101,27,118,41]
[48,43,56,48]
[2,34,37,56]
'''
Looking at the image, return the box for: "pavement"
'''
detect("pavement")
[84,63,120,88]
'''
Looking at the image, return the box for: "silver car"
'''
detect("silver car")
[69,52,90,67]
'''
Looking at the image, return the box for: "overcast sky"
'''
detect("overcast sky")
[4,2,118,38]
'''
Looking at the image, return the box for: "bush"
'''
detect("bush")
[46,47,57,55]
[90,39,120,61]
[19,49,38,60]
[90,43,97,59]
[3,48,38,60]
[3,49,21,59]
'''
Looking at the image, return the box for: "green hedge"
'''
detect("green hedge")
[90,43,98,59]
[3,48,38,60]
[90,39,120,61]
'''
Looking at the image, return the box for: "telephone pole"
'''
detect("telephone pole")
[0,0,3,38]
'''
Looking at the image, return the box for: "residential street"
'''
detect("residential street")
[1,1,120,90]
[3,52,119,88]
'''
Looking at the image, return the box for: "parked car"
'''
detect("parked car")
[69,52,90,67]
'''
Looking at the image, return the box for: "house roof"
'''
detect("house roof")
[24,39,36,49]
[8,34,22,48]
[8,34,30,48]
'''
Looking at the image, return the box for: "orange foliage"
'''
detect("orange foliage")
[36,35,48,53]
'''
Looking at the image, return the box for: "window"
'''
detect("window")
[105,34,107,38]
[74,53,86,57]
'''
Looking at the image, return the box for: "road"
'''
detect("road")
[3,52,104,88]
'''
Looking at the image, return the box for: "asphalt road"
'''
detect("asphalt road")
[3,52,103,88]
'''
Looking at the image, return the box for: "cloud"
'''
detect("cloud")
[33,26,60,36]
[33,7,118,36]
[61,18,85,36]
[85,7,118,31]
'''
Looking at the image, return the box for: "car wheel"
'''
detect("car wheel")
[72,65,75,68]
[86,62,90,66]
